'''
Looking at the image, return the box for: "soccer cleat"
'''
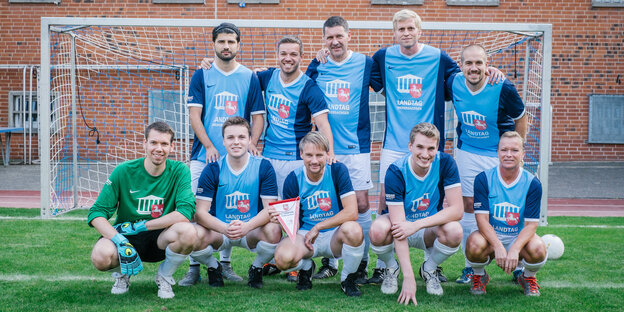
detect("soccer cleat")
[419,262,443,296]
[248,265,263,289]
[380,267,400,295]
[367,268,385,285]
[512,268,524,285]
[312,257,338,280]
[221,261,243,282]
[262,263,281,276]
[456,266,474,284]
[469,272,490,295]
[178,266,200,286]
[353,261,369,285]
[341,272,362,297]
[296,262,315,291]
[207,262,224,287]
[155,273,175,299]
[436,266,448,283]
[517,274,541,296]
[287,270,299,283]
[111,273,130,295]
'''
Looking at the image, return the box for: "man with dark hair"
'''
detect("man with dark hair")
[88,121,198,299]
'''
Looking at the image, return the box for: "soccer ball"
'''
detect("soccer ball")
[542,234,564,260]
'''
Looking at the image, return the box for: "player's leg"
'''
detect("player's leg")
[244,222,283,288]
[274,233,314,290]
[92,237,129,294]
[179,160,206,286]
[517,234,547,296]
[465,231,495,295]
[187,224,225,287]
[419,222,462,296]
[154,222,198,299]
[368,214,400,294]
[330,221,365,297]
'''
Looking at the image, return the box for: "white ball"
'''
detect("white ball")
[542,234,564,260]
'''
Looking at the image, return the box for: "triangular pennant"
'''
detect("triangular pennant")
[269,197,300,243]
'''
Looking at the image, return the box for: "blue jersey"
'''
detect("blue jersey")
[188,64,265,161]
[384,152,461,222]
[373,44,459,152]
[282,163,354,232]
[196,154,278,223]
[448,74,525,157]
[306,52,383,154]
[257,69,329,160]
[473,166,542,236]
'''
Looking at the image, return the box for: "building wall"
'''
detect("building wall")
[0,0,622,163]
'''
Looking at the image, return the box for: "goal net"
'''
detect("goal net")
[40,18,552,223]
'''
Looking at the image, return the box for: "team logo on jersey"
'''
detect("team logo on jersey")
[268,94,292,119]
[326,79,351,103]
[337,88,350,103]
[225,191,251,213]
[137,195,165,216]
[461,111,487,130]
[215,91,238,115]
[410,193,430,212]
[304,190,331,211]
[397,74,423,99]
[493,202,521,226]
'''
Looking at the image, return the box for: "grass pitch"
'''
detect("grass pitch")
[0,208,623,311]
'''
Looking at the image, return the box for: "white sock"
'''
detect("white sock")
[220,246,232,263]
[252,241,278,268]
[371,243,398,269]
[460,212,476,267]
[466,257,489,276]
[284,258,313,273]
[376,258,387,269]
[522,258,546,277]
[158,247,188,280]
[341,242,365,281]
[329,258,339,270]
[189,257,200,266]
[357,210,372,263]
[424,239,459,273]
[190,245,218,269]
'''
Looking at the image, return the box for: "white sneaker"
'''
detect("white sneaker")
[111,273,130,295]
[420,263,443,296]
[155,273,176,299]
[381,267,400,295]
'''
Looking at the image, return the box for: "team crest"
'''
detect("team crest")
[137,195,165,216]
[151,203,164,218]
[337,88,350,103]
[318,197,332,212]
[474,119,487,131]
[215,91,239,114]
[411,194,430,212]
[409,83,423,99]
[279,103,290,118]
[506,212,520,226]
[237,199,251,213]
[224,100,238,115]
[225,191,251,213]
[493,202,521,226]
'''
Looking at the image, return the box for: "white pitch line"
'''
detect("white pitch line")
[546,224,624,229]
[0,216,86,221]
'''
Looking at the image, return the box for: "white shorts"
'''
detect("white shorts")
[455,148,499,197]
[336,153,373,191]
[266,158,304,198]
[190,160,208,193]
[298,228,338,258]
[217,234,254,252]
[407,228,428,250]
[379,149,409,184]
[498,234,518,251]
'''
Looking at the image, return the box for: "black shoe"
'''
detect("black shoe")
[312,257,338,279]
[262,263,281,276]
[354,261,369,285]
[341,272,362,297]
[207,262,224,287]
[296,261,315,291]
[248,265,263,289]
[367,268,384,284]
[436,266,448,283]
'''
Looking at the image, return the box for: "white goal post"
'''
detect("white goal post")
[39,17,552,224]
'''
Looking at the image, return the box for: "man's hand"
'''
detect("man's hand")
[113,221,147,236]
[326,151,337,164]
[316,48,330,64]
[267,205,281,224]
[111,234,143,276]
[391,220,419,240]
[304,226,320,250]
[248,143,261,156]
[200,58,213,70]
[205,146,220,163]
[486,66,505,84]
[503,248,520,275]
[494,245,508,273]
[226,220,249,240]
[397,278,418,306]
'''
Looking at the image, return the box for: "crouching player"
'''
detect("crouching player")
[88,121,198,299]
[369,123,463,305]
[269,132,365,296]
[188,117,282,288]
[466,131,546,296]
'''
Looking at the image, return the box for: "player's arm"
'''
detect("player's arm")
[473,173,507,271]
[514,114,528,141]
[416,154,463,228]
[304,192,357,250]
[227,198,275,240]
[389,202,418,306]
[313,112,336,163]
[506,178,542,273]
[195,198,228,234]
[248,74,266,156]
[250,114,264,156]
[189,106,220,163]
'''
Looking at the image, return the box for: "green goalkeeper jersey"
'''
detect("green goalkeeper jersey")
[87,158,195,226]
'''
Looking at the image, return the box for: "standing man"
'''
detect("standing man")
[465,131,546,296]
[305,16,383,283]
[269,132,365,297]
[369,123,463,305]
[187,117,282,289]
[448,44,527,284]
[88,121,198,299]
[184,22,266,284]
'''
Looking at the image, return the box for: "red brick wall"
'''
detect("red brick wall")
[0,0,622,163]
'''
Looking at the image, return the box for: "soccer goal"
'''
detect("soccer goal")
[39,18,552,224]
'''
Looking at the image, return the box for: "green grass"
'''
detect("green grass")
[0,208,623,311]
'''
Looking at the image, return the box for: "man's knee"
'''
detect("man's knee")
[465,232,488,261]
[91,239,118,271]
[163,222,198,250]
[369,216,391,245]
[339,221,363,245]
[437,221,463,247]
[263,222,283,244]
[274,243,297,270]
[524,235,547,263]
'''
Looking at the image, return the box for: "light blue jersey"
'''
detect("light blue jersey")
[474,166,542,236]
[385,152,461,222]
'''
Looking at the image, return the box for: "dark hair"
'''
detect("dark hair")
[277,35,303,55]
[145,121,175,143]
[222,116,251,137]
[212,22,241,42]
[323,16,349,35]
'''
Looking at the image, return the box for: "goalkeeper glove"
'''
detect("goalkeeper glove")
[113,220,147,236]
[111,233,143,276]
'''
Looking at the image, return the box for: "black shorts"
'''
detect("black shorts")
[102,229,166,263]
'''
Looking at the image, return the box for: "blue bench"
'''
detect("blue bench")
[0,127,24,166]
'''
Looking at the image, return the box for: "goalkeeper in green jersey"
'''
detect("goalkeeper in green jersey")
[88,121,198,299]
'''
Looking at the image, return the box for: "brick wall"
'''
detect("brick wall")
[0,0,622,163]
